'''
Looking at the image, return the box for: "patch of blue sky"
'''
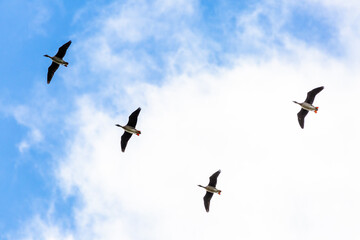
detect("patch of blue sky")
[196,0,255,65]
[0,0,115,91]
[72,1,254,87]
[282,3,341,56]
[0,147,52,236]
[72,0,343,90]
[0,0,112,236]
[0,94,85,236]
[195,1,342,64]
[48,192,78,232]
[0,107,81,235]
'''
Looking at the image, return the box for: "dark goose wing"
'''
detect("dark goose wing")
[203,191,214,212]
[121,132,133,152]
[55,41,71,59]
[297,109,309,129]
[305,86,324,104]
[126,107,141,127]
[47,62,59,84]
[208,170,221,187]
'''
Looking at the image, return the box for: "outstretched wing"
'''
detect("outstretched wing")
[47,62,59,84]
[121,132,133,152]
[305,86,324,104]
[55,41,71,59]
[297,109,309,129]
[127,107,141,127]
[208,170,221,187]
[203,191,214,212]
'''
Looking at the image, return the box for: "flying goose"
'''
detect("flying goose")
[44,40,71,84]
[293,86,324,129]
[198,170,221,212]
[115,107,141,152]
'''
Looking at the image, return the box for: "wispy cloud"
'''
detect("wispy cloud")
[1,83,67,154]
[6,105,44,153]
[17,128,43,153]
[27,2,51,36]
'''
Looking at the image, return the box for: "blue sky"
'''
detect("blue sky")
[1,0,360,239]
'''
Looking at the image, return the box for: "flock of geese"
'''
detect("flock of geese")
[44,41,325,212]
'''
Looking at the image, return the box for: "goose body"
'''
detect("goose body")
[293,102,318,112]
[44,40,71,84]
[115,107,141,152]
[115,125,141,136]
[198,170,221,212]
[198,185,221,194]
[44,55,68,66]
[293,86,324,129]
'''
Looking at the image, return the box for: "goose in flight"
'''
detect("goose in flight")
[198,170,221,212]
[115,107,141,152]
[293,86,324,129]
[44,40,71,84]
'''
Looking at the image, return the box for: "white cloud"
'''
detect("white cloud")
[38,55,360,240]
[28,4,50,36]
[22,0,57,37]
[11,0,360,239]
[18,128,43,153]
[9,215,74,240]
[2,82,64,154]
[10,105,44,153]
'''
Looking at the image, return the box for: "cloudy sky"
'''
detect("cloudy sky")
[1,0,360,239]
